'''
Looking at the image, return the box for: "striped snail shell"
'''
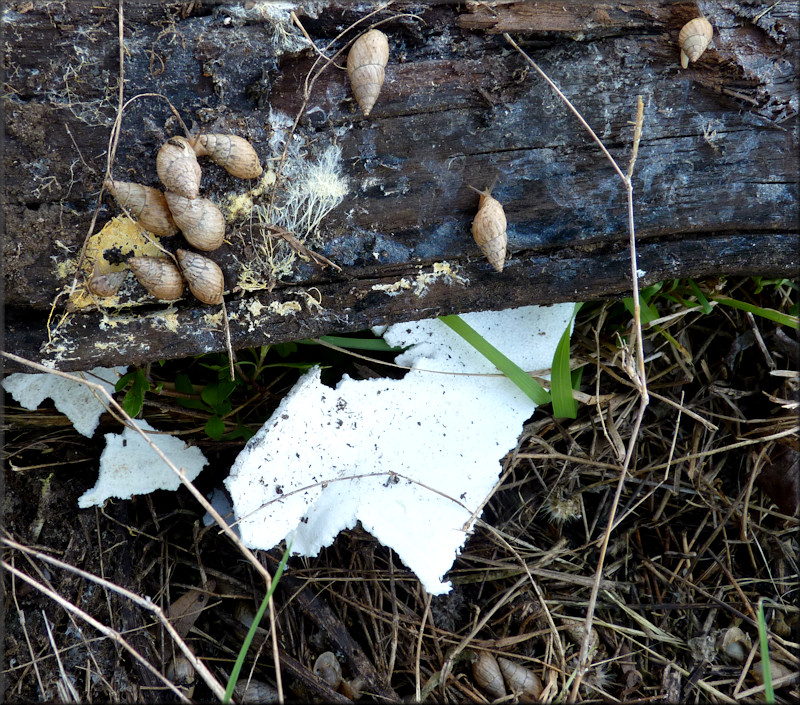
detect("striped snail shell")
[176,249,225,305]
[679,17,713,68]
[472,652,506,699]
[87,269,128,297]
[347,29,389,117]
[157,136,202,199]
[128,257,184,301]
[104,179,179,237]
[469,182,507,273]
[190,134,262,179]
[164,192,226,251]
[497,657,543,700]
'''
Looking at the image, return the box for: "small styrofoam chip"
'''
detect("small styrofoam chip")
[2,366,127,438]
[225,304,575,594]
[78,419,208,508]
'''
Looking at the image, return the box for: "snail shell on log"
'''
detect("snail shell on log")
[87,268,128,297]
[347,29,389,117]
[679,17,713,68]
[157,136,202,199]
[497,657,543,701]
[190,134,263,179]
[128,256,184,301]
[472,652,506,699]
[313,651,342,689]
[104,179,179,237]
[470,183,507,273]
[177,249,225,305]
[164,192,226,251]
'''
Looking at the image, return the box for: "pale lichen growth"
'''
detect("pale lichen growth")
[371,263,469,298]
[269,300,302,316]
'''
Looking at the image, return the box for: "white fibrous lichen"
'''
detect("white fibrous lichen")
[271,143,348,243]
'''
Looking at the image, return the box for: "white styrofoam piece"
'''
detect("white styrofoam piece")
[225,304,575,594]
[78,419,208,508]
[2,366,127,438]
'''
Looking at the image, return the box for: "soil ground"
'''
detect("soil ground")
[2,277,798,703]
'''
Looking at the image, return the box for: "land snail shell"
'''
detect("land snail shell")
[312,651,342,689]
[497,657,543,700]
[128,256,184,301]
[469,181,507,273]
[177,249,225,305]
[190,134,263,179]
[347,29,389,117]
[104,179,179,237]
[87,268,128,297]
[232,679,280,703]
[164,192,226,251]
[157,136,202,199]
[679,17,713,68]
[472,652,506,699]
[166,655,196,697]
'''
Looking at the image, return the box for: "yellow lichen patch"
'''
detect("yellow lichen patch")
[269,300,302,316]
[68,216,166,311]
[224,192,255,222]
[372,278,412,296]
[371,263,469,299]
[247,300,266,317]
[203,310,224,328]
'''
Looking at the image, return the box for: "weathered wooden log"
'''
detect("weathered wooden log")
[2,1,797,372]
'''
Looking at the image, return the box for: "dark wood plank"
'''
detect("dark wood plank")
[3,0,797,371]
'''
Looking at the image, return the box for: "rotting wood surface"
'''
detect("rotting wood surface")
[2,0,797,372]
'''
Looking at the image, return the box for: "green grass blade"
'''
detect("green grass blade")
[438,315,550,406]
[224,542,292,703]
[551,303,582,419]
[757,598,775,704]
[687,279,713,314]
[711,296,799,329]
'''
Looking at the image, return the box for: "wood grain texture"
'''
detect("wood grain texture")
[2,0,797,371]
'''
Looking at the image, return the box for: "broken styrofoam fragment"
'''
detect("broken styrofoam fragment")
[225,304,575,594]
[2,366,127,438]
[78,419,208,508]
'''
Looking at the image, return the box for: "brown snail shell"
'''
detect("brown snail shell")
[176,249,225,305]
[87,269,128,297]
[157,136,202,199]
[128,257,184,301]
[166,655,196,698]
[232,679,280,703]
[347,29,389,117]
[190,134,262,179]
[470,183,507,273]
[104,179,179,237]
[497,657,543,701]
[164,192,226,251]
[313,651,342,689]
[679,17,713,68]
[472,652,506,699]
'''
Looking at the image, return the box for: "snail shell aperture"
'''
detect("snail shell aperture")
[347,29,389,117]
[176,249,225,305]
[679,17,713,68]
[87,269,128,297]
[164,192,226,251]
[104,179,179,237]
[128,256,184,301]
[190,134,263,179]
[470,182,507,273]
[157,136,202,199]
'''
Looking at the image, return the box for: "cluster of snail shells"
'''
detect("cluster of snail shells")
[679,17,713,68]
[103,133,261,305]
